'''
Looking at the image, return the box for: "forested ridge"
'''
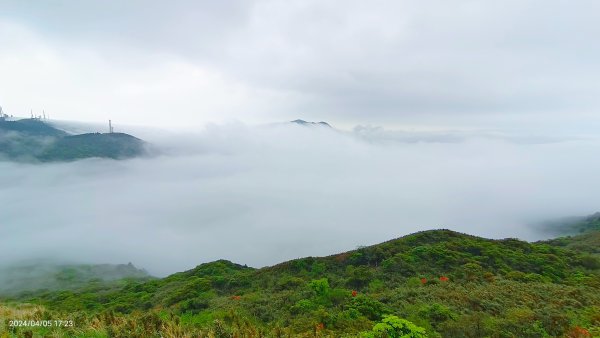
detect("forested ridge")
[0,118,145,161]
[1,229,599,337]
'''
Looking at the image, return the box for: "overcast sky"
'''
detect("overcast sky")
[1,0,599,130]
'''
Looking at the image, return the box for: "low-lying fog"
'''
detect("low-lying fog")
[1,122,599,276]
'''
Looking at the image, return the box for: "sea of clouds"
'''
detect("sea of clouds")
[1,122,599,276]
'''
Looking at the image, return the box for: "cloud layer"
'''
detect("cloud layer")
[1,123,599,276]
[1,0,599,128]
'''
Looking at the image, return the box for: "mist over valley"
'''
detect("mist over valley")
[1,119,598,277]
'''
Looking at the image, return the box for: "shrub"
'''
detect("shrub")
[348,295,388,320]
[363,315,427,338]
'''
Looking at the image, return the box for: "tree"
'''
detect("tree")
[363,315,427,338]
[462,262,483,281]
[309,278,330,297]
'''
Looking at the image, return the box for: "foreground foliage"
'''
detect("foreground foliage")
[2,229,600,337]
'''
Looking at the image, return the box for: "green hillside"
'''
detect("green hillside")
[542,228,600,255]
[37,132,145,161]
[561,213,600,234]
[539,212,600,237]
[0,119,146,161]
[0,263,152,297]
[0,118,67,137]
[2,229,599,337]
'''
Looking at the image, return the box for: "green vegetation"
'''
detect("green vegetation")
[0,119,67,137]
[0,263,151,297]
[0,119,146,162]
[540,212,600,237]
[540,212,600,254]
[575,213,600,233]
[363,315,427,338]
[37,133,146,161]
[544,231,600,255]
[2,229,600,337]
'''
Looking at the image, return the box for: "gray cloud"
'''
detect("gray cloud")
[1,123,599,276]
[1,0,599,127]
[351,125,581,145]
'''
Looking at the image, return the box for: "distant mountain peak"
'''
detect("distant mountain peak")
[290,119,332,128]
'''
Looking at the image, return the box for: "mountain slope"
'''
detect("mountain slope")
[0,119,146,161]
[542,229,600,255]
[0,262,152,297]
[0,118,67,137]
[5,229,599,337]
[37,132,145,161]
[538,211,600,236]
